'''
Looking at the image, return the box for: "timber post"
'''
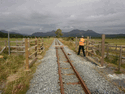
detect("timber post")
[28,38,30,48]
[101,34,105,66]
[75,37,77,51]
[25,38,29,71]
[38,37,41,54]
[8,31,10,55]
[42,38,44,47]
[86,36,89,56]
[106,44,109,58]
[118,46,122,71]
[35,38,37,58]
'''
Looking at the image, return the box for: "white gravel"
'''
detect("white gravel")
[27,39,124,94]
[26,40,60,94]
[60,40,124,94]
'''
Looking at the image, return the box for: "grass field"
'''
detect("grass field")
[60,37,125,72]
[92,38,125,45]
[0,38,54,94]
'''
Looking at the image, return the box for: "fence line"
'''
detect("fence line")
[74,35,125,71]
[25,38,44,71]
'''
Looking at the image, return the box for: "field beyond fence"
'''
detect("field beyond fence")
[61,35,125,72]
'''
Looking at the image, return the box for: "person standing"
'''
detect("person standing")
[77,36,86,57]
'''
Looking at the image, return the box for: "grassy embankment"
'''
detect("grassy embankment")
[60,38,125,71]
[0,38,54,94]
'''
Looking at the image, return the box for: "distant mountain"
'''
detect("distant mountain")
[1,29,125,38]
[63,29,101,37]
[0,31,24,38]
[0,30,8,33]
[32,30,56,37]
[31,29,101,37]
[0,30,28,36]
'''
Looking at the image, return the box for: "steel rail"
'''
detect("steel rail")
[56,39,91,94]
[55,40,65,94]
[61,48,91,94]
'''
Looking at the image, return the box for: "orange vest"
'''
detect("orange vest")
[79,38,84,46]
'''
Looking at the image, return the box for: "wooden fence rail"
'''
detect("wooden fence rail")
[0,38,44,71]
[25,38,44,71]
[0,38,25,54]
[74,35,125,71]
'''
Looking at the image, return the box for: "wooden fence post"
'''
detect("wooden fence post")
[42,38,44,46]
[35,38,37,58]
[86,36,89,56]
[38,37,40,54]
[101,34,105,66]
[8,31,10,55]
[75,37,77,51]
[25,38,29,71]
[28,38,30,48]
[106,44,109,58]
[118,46,122,71]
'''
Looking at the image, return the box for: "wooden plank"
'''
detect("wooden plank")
[29,39,36,42]
[8,31,10,55]
[35,38,37,57]
[0,47,6,54]
[29,57,37,68]
[28,45,37,51]
[118,46,122,71]
[75,37,77,51]
[101,34,105,66]
[10,41,23,43]
[25,39,29,71]
[29,51,37,58]
[11,51,25,53]
[7,46,25,48]
[86,56,101,66]
[38,50,43,54]
[86,36,89,56]
[88,51,102,59]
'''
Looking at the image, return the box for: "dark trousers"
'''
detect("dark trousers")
[77,46,86,57]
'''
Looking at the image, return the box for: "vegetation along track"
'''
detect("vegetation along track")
[55,39,91,94]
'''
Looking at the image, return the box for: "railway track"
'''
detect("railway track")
[55,39,91,94]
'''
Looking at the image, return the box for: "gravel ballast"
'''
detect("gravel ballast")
[27,40,60,94]
[27,39,124,94]
[58,40,124,94]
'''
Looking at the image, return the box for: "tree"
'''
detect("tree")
[55,28,63,37]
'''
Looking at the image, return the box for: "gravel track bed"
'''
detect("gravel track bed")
[57,45,85,94]
[27,40,60,94]
[57,40,124,94]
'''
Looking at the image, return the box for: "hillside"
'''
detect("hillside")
[0,31,24,38]
[1,29,125,38]
[32,29,101,37]
[32,30,56,37]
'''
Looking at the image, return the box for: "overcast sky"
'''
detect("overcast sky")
[0,0,125,34]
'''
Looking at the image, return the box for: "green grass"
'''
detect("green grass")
[0,38,54,94]
[61,38,125,71]
[92,38,125,45]
[0,38,23,49]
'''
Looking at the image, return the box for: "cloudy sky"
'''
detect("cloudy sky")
[0,0,125,34]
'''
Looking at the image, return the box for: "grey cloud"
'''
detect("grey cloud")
[0,0,125,34]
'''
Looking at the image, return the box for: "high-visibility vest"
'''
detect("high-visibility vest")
[79,38,85,46]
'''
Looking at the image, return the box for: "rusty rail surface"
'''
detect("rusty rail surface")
[55,39,91,94]
[56,47,65,94]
